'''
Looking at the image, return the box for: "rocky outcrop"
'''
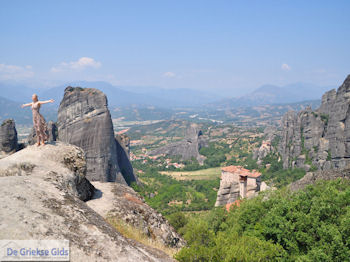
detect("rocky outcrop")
[27,121,58,145]
[0,142,95,201]
[0,119,18,155]
[279,75,350,171]
[149,123,207,164]
[116,133,131,156]
[253,140,273,164]
[87,181,185,248]
[57,87,137,184]
[263,126,278,141]
[0,143,174,262]
[289,166,350,192]
[115,134,136,184]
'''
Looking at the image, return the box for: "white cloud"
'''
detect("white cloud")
[51,57,101,72]
[163,71,176,78]
[0,63,34,80]
[281,63,291,71]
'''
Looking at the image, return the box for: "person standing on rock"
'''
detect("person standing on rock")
[21,94,54,146]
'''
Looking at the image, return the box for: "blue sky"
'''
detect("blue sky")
[0,0,349,96]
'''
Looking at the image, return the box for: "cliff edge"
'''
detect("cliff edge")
[0,142,174,262]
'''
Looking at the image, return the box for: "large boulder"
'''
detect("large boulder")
[0,142,94,201]
[0,142,174,262]
[0,119,18,155]
[57,87,137,184]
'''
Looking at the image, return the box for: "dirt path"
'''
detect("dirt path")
[86,181,115,217]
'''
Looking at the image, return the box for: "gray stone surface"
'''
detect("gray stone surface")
[149,123,207,164]
[253,140,273,164]
[289,166,350,192]
[0,119,18,154]
[215,180,240,206]
[87,181,185,249]
[0,142,174,262]
[115,134,137,185]
[278,75,350,171]
[57,86,137,184]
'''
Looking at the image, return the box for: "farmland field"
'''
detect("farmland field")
[160,167,222,180]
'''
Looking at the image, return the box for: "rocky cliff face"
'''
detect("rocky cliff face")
[149,123,207,164]
[0,119,18,156]
[115,134,136,184]
[0,143,174,262]
[279,75,350,171]
[57,87,137,184]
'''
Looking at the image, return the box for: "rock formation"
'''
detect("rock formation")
[215,166,268,206]
[289,166,350,192]
[0,143,174,262]
[115,133,136,184]
[0,142,95,201]
[253,140,273,164]
[87,181,185,248]
[149,123,207,164]
[0,119,18,156]
[57,86,137,184]
[27,121,58,145]
[278,75,350,171]
[116,133,131,156]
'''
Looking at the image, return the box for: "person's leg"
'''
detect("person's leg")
[36,132,41,146]
[38,130,45,145]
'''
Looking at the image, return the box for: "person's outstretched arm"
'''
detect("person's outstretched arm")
[21,102,32,108]
[39,99,55,105]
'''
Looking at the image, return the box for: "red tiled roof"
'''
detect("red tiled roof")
[221,165,261,178]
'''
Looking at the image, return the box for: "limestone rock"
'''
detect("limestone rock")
[149,123,207,164]
[0,143,174,262]
[0,119,18,154]
[87,181,185,249]
[278,75,350,171]
[57,86,137,184]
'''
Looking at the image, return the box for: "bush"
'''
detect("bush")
[166,212,188,231]
[175,179,350,261]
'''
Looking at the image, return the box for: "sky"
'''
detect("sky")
[0,0,349,96]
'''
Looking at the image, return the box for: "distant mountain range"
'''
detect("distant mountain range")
[212,83,334,108]
[0,80,335,125]
[39,81,223,108]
